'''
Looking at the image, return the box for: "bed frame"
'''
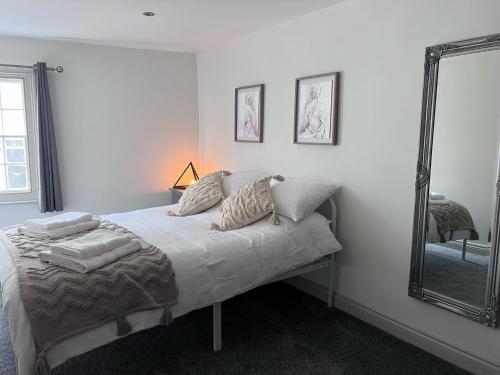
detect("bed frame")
[211,197,338,351]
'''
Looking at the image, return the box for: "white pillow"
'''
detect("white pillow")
[222,171,267,197]
[271,178,339,222]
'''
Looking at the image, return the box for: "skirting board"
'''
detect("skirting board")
[286,276,500,375]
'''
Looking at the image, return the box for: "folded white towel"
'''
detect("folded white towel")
[50,229,132,259]
[18,220,101,239]
[430,192,446,200]
[39,240,141,273]
[25,212,93,231]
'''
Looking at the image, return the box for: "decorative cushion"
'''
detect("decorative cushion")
[211,175,284,231]
[271,178,339,222]
[221,171,267,197]
[167,170,230,217]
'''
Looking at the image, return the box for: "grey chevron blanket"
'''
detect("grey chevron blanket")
[428,200,479,243]
[0,220,178,375]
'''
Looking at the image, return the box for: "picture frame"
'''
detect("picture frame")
[294,72,339,145]
[234,84,264,143]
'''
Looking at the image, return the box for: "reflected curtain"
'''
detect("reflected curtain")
[35,62,63,213]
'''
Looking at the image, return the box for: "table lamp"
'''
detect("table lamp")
[173,162,199,190]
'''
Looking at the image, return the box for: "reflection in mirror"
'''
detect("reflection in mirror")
[422,49,500,308]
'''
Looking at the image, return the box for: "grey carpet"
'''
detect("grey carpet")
[1,283,469,375]
[426,242,489,266]
[423,246,488,307]
[0,302,15,375]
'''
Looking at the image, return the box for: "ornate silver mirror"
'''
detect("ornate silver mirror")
[409,34,500,326]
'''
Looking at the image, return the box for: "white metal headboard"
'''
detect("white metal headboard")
[315,197,337,236]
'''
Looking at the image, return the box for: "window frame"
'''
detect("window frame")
[0,69,39,204]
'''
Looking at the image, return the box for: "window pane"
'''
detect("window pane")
[0,139,4,164]
[5,137,26,163]
[1,110,26,135]
[5,137,25,148]
[0,80,24,109]
[0,165,6,191]
[7,164,28,190]
[6,147,26,163]
[0,164,7,192]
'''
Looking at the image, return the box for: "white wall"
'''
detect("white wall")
[0,36,199,227]
[197,0,500,368]
[431,51,500,244]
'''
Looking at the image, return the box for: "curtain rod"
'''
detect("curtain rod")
[0,63,64,73]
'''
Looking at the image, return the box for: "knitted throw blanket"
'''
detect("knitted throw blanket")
[428,201,479,242]
[0,220,178,375]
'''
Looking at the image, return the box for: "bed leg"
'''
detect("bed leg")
[328,254,335,308]
[213,302,222,352]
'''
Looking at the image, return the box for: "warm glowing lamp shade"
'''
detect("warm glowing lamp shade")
[173,162,199,190]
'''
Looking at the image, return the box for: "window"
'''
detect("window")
[0,72,38,203]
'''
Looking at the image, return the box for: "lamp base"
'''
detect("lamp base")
[173,185,188,191]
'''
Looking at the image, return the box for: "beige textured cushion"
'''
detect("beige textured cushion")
[167,170,229,217]
[210,175,284,231]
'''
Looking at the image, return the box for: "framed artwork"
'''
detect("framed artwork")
[234,84,264,143]
[294,72,339,145]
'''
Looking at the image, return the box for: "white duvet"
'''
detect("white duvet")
[0,204,342,375]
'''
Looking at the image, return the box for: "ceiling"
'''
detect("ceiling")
[0,0,345,52]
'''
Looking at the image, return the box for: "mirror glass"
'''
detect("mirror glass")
[422,49,500,308]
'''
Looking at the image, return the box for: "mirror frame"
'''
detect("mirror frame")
[409,33,500,327]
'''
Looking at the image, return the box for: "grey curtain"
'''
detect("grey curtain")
[35,62,63,213]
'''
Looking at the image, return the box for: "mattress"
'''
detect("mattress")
[0,204,342,375]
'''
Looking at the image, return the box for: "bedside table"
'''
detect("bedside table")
[170,188,184,204]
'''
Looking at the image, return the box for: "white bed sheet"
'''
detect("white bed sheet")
[0,204,341,375]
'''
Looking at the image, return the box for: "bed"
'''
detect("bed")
[426,200,479,261]
[426,213,477,243]
[426,199,479,243]
[0,198,341,375]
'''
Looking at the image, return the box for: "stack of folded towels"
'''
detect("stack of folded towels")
[19,212,101,239]
[19,212,141,273]
[39,229,141,273]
